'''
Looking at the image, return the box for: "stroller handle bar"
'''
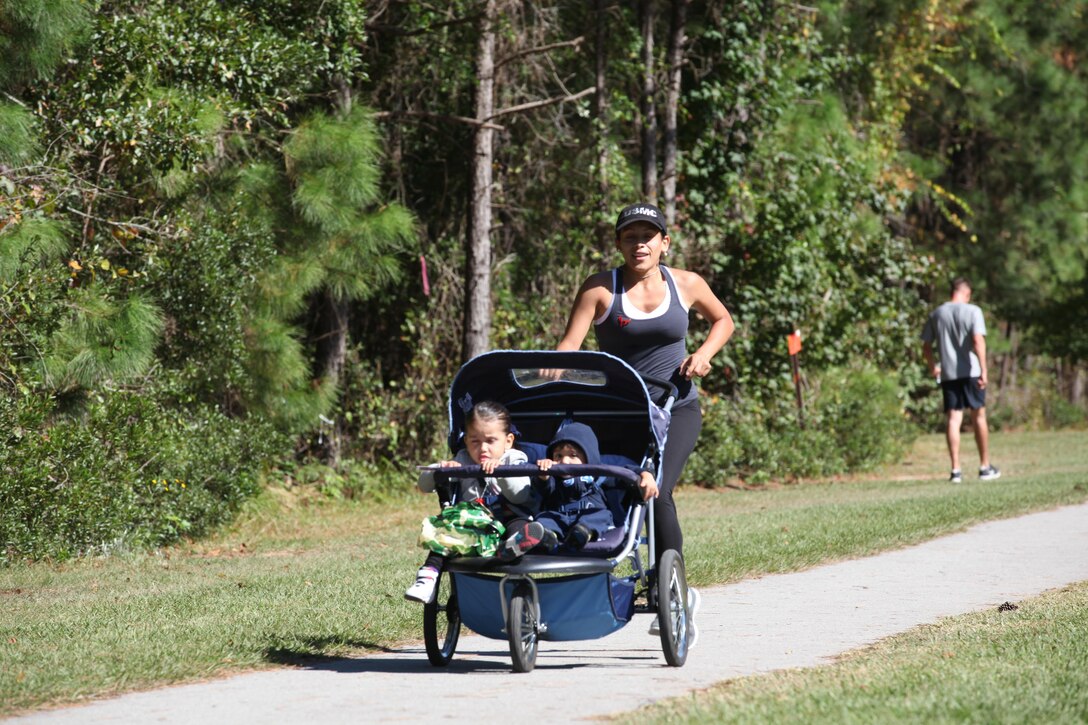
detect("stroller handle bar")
[638,373,679,411]
[424,463,641,486]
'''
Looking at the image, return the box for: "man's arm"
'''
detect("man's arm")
[973,333,988,389]
[922,340,940,380]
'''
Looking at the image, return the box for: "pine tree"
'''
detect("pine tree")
[239,107,416,462]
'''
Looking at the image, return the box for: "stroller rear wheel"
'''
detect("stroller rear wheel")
[423,569,461,666]
[507,581,539,673]
[656,548,690,667]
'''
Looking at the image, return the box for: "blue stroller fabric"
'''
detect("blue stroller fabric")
[454,572,635,641]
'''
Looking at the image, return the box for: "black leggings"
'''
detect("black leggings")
[654,399,702,565]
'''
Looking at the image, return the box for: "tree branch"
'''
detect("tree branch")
[61,205,160,248]
[487,86,596,122]
[366,12,485,38]
[372,110,505,131]
[495,36,586,69]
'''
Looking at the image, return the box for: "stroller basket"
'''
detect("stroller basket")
[454,571,635,641]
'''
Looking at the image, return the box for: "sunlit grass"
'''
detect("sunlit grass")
[1,431,1086,715]
[624,581,1088,724]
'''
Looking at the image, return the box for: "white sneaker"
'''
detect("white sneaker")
[687,588,701,649]
[648,587,701,639]
[404,566,439,604]
[687,587,701,619]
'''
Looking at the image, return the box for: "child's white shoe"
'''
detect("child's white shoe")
[404,566,439,604]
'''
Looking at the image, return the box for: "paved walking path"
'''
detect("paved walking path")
[12,503,1088,724]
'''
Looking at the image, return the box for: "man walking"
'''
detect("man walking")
[921,277,1001,483]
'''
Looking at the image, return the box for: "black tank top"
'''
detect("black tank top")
[594,266,696,404]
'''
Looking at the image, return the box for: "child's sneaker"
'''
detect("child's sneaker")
[949,469,963,484]
[564,522,593,550]
[979,465,1001,481]
[499,522,556,561]
[404,566,439,604]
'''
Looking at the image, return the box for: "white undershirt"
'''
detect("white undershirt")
[594,267,690,325]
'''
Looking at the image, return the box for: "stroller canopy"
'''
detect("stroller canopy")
[446,350,670,462]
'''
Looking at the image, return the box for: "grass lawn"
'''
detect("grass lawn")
[2,430,1087,716]
[625,580,1088,724]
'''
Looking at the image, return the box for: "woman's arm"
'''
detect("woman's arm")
[675,269,735,379]
[556,272,611,351]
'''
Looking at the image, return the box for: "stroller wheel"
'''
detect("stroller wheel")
[507,581,539,673]
[424,569,461,666]
[656,549,689,667]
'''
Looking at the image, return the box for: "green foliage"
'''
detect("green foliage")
[280,107,411,302]
[145,215,277,404]
[688,366,914,484]
[988,365,1088,431]
[668,4,932,415]
[900,0,1088,330]
[0,0,92,89]
[287,458,405,502]
[44,288,164,390]
[0,102,41,164]
[0,215,69,282]
[813,367,916,469]
[0,0,390,562]
[37,0,358,178]
[0,391,287,563]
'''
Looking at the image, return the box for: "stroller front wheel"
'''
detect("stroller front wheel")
[656,548,690,667]
[423,569,461,666]
[507,581,539,673]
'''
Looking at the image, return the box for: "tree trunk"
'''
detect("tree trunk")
[662,0,688,231]
[997,320,1015,404]
[1072,363,1085,406]
[315,78,354,466]
[639,0,658,204]
[463,0,498,362]
[594,0,612,254]
[314,290,348,465]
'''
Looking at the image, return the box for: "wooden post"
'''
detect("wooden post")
[787,329,804,428]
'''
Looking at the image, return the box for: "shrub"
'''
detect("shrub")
[686,366,914,485]
[813,367,915,471]
[0,391,287,563]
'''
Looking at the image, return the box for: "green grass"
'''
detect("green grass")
[1,430,1086,716]
[625,581,1088,724]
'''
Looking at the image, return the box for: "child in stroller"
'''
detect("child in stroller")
[406,401,556,604]
[535,422,659,550]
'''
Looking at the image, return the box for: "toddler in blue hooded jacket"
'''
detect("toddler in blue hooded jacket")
[534,422,658,550]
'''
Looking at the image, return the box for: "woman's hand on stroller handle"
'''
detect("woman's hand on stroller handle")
[537,367,566,381]
[638,471,659,501]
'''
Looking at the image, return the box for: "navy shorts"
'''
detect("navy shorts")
[941,378,985,411]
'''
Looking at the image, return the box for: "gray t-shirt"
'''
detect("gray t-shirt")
[921,302,987,381]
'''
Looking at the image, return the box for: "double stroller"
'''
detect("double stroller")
[420,350,695,672]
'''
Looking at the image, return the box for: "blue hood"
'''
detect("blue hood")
[546,422,601,466]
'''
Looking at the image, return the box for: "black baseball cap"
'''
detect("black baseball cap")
[615,203,666,235]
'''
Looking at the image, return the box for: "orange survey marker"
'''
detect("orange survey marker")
[787,329,805,427]
[786,329,802,356]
